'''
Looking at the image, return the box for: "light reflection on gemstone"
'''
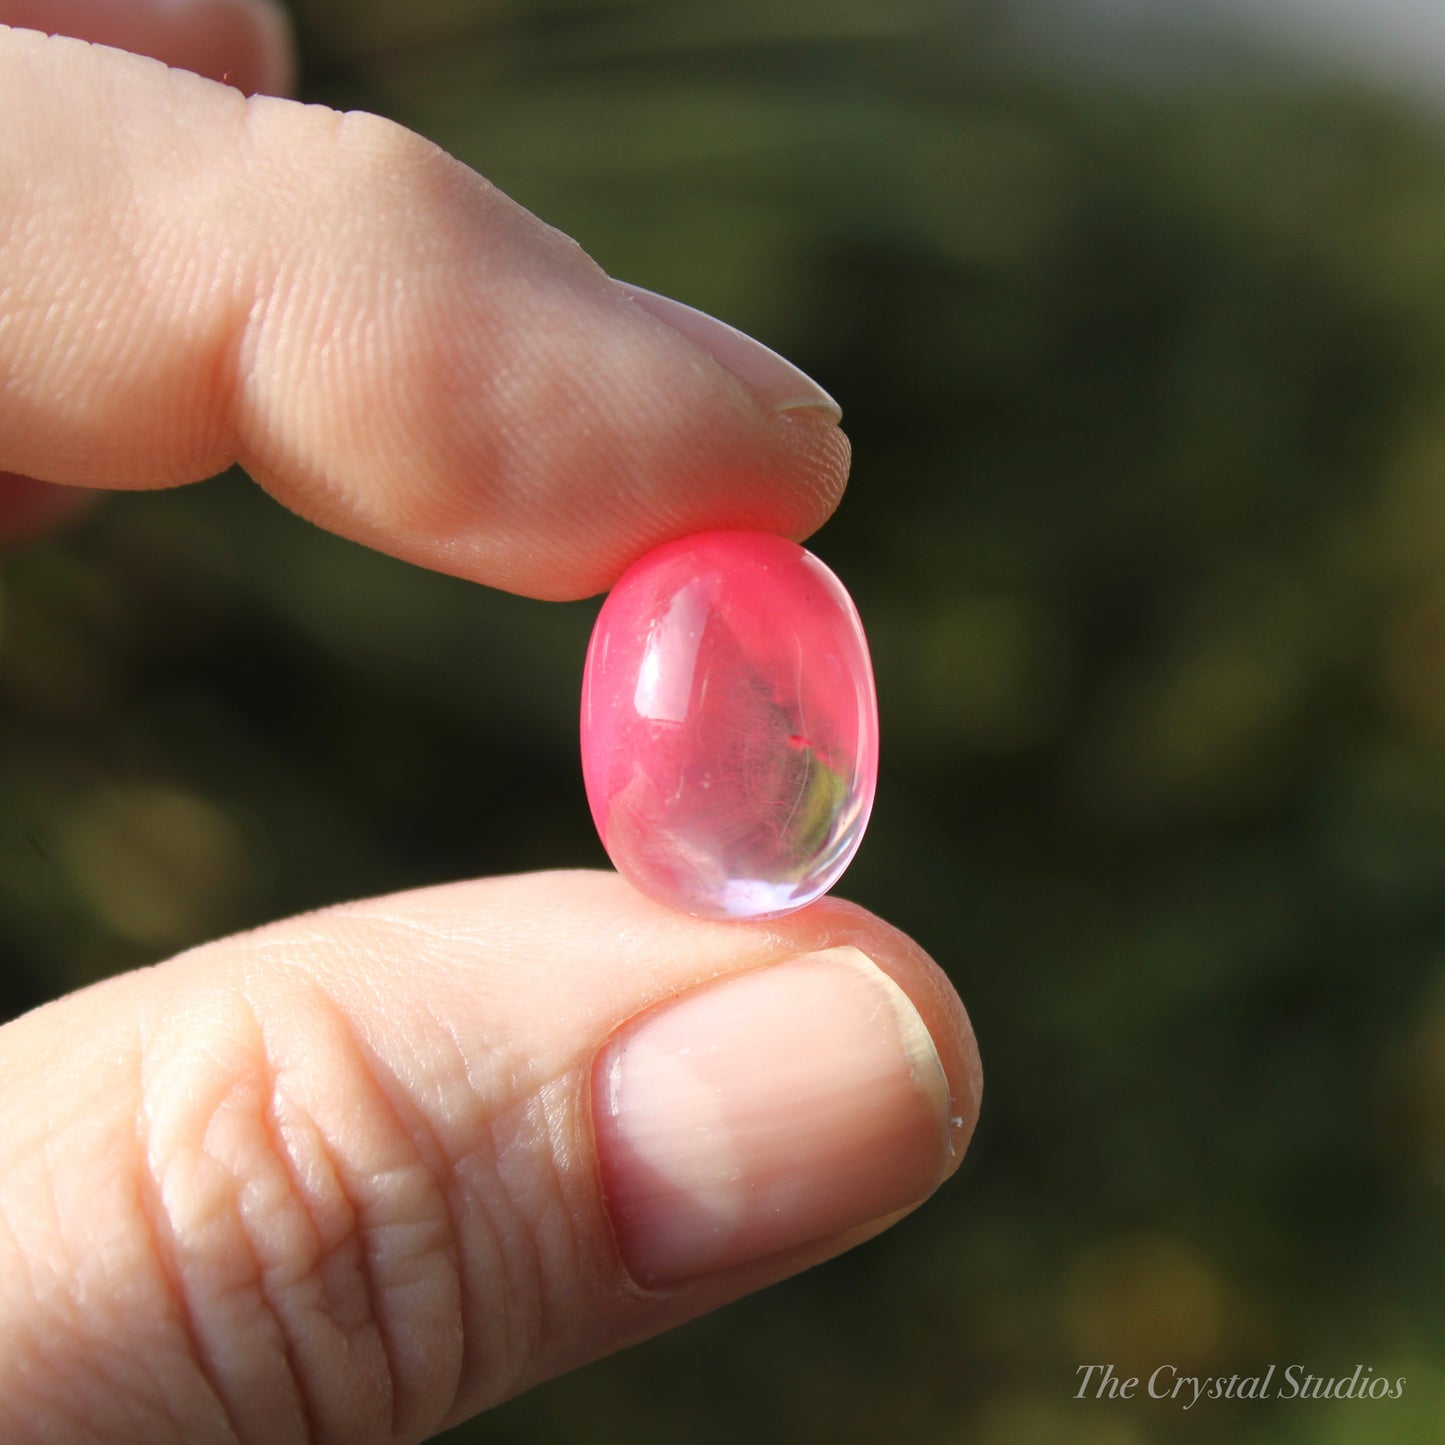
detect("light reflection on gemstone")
[634,585,706,723]
[580,531,879,921]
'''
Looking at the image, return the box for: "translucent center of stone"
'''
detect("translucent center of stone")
[581,531,879,921]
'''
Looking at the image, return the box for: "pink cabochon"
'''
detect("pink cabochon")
[581,531,879,920]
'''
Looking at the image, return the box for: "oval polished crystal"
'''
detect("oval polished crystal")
[581,530,879,920]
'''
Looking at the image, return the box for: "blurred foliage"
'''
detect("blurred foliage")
[6,0,1445,1440]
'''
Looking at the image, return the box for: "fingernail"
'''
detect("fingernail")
[593,946,950,1286]
[613,281,843,422]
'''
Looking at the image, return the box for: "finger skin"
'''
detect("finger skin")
[0,28,850,599]
[0,872,979,1444]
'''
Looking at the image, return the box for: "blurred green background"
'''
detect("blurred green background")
[5,0,1445,1440]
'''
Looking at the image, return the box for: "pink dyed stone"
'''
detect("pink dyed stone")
[581,530,879,920]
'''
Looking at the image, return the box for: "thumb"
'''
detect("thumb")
[0,871,980,1445]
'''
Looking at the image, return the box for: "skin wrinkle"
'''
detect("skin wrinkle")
[342,945,586,1424]
[292,987,463,1442]
[247,990,405,1444]
[400,991,561,1419]
[139,1012,310,1444]
[478,1082,610,1416]
[473,1093,521,1412]
[224,96,328,502]
[131,1057,248,1445]
[291,1111,395,1412]
[136,971,427,1444]
[39,1099,174,1445]
[242,994,345,1445]
[515,1072,590,1395]
[162,82,263,489]
[418,1000,492,1429]
[479,1084,555,1407]
[143,965,470,1445]
[226,282,285,494]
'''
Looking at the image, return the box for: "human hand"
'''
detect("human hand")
[0,3,982,1441]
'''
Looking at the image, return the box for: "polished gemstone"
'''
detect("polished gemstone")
[581,531,879,920]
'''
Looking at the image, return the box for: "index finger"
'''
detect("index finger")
[0,27,849,599]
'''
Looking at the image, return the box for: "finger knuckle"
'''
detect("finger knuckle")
[134,979,475,1443]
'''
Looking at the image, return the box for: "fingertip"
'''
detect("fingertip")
[614,282,844,424]
[228,120,854,598]
[785,892,984,1163]
[593,940,962,1286]
[533,405,852,600]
